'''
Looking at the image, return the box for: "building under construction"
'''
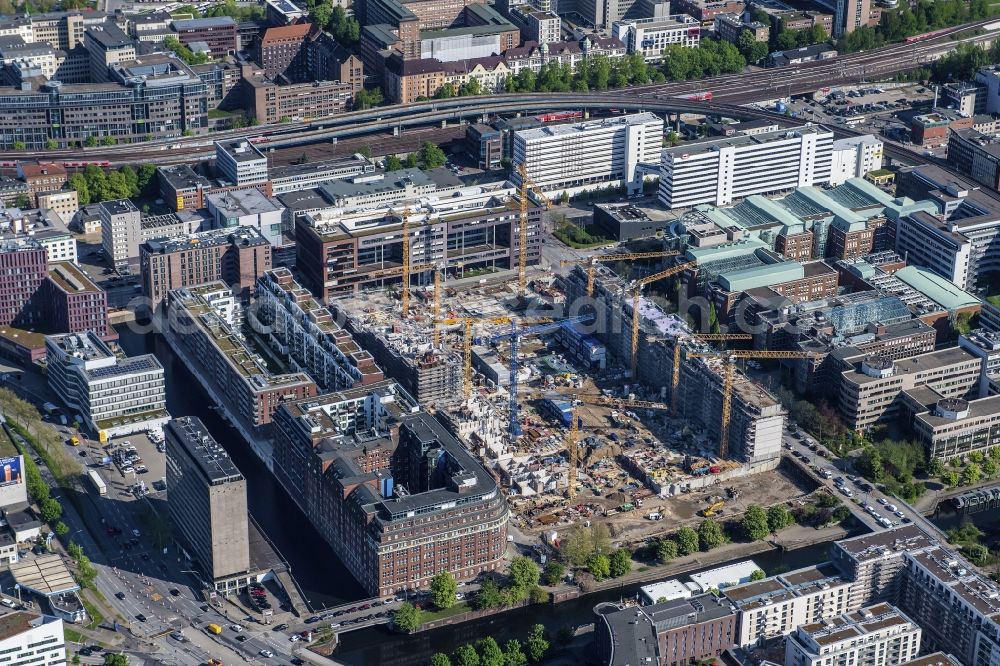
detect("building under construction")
[565,265,786,463]
[332,301,463,405]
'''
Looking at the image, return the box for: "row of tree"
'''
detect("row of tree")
[428,625,549,666]
[383,142,447,172]
[307,3,361,45]
[69,164,158,206]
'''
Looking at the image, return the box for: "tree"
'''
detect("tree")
[943,470,960,488]
[962,463,982,486]
[474,577,503,610]
[542,561,564,586]
[393,602,421,632]
[13,193,31,209]
[742,505,770,541]
[525,624,549,663]
[478,637,504,666]
[385,155,403,171]
[460,78,482,96]
[405,153,419,169]
[665,130,680,147]
[699,519,725,550]
[656,538,678,563]
[419,141,447,169]
[454,644,480,666]
[430,654,452,666]
[54,522,68,536]
[45,139,58,150]
[609,548,631,578]
[354,87,383,110]
[984,458,998,478]
[503,639,527,666]
[103,655,128,666]
[708,302,721,334]
[587,553,611,580]
[751,568,766,581]
[39,497,62,524]
[928,457,946,478]
[509,556,540,591]
[676,526,699,555]
[767,504,793,533]
[310,1,332,30]
[431,571,457,609]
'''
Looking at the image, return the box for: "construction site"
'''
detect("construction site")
[317,202,819,545]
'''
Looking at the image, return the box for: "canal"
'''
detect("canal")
[118,323,847,663]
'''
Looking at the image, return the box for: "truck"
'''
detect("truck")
[87,469,107,496]
[206,624,223,635]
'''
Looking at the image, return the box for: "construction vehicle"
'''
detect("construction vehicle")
[628,261,697,378]
[516,164,549,296]
[688,349,816,459]
[700,500,725,517]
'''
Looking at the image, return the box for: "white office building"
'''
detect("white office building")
[205,189,285,246]
[45,331,168,436]
[512,112,664,196]
[215,139,268,186]
[0,207,76,265]
[612,15,701,61]
[0,611,65,666]
[784,603,921,666]
[830,135,884,186]
[658,125,834,209]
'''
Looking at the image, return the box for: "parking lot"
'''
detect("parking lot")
[102,431,165,498]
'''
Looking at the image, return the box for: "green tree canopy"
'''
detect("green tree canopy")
[656,538,678,563]
[431,571,457,609]
[742,505,771,541]
[587,553,611,580]
[542,561,564,586]
[609,548,631,577]
[478,637,504,666]
[676,526,699,555]
[393,602,421,632]
[454,644,480,666]
[525,624,549,663]
[699,519,725,550]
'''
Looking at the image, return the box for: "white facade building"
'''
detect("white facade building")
[0,612,65,666]
[659,125,834,209]
[215,139,268,186]
[526,10,561,44]
[512,112,664,196]
[784,603,921,666]
[830,135,884,186]
[612,15,701,61]
[205,189,285,246]
[45,331,167,436]
[0,207,76,264]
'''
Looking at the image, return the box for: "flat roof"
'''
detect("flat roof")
[10,554,79,596]
[893,266,981,310]
[834,525,931,562]
[165,416,243,484]
[690,559,760,591]
[0,611,42,642]
[516,111,661,141]
[143,225,269,254]
[597,605,658,666]
[665,125,830,159]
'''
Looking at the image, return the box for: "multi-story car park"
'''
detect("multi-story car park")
[272,381,509,597]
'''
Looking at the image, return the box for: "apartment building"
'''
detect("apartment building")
[165,283,317,437]
[659,126,834,208]
[512,112,663,195]
[271,383,509,597]
[139,226,272,310]
[253,268,384,391]
[830,136,884,186]
[215,140,269,187]
[36,191,79,221]
[240,75,355,125]
[784,604,921,666]
[612,15,701,61]
[0,611,65,666]
[165,416,251,591]
[16,162,67,199]
[172,17,237,58]
[101,200,213,273]
[45,331,167,435]
[724,563,853,647]
[838,347,981,432]
[671,0,745,24]
[714,13,768,43]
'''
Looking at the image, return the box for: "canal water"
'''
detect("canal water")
[118,324,844,663]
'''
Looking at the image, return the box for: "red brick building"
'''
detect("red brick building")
[255,22,312,81]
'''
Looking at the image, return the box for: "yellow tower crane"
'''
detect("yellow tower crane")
[433,267,442,347]
[585,252,680,297]
[670,333,753,415]
[433,316,513,399]
[689,350,816,459]
[517,164,550,296]
[629,261,697,379]
[565,405,578,498]
[401,206,411,317]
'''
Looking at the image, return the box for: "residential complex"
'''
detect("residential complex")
[659,126,835,208]
[164,282,318,440]
[165,416,251,591]
[44,331,167,436]
[253,268,384,391]
[784,604,921,666]
[272,382,509,597]
[512,112,663,195]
